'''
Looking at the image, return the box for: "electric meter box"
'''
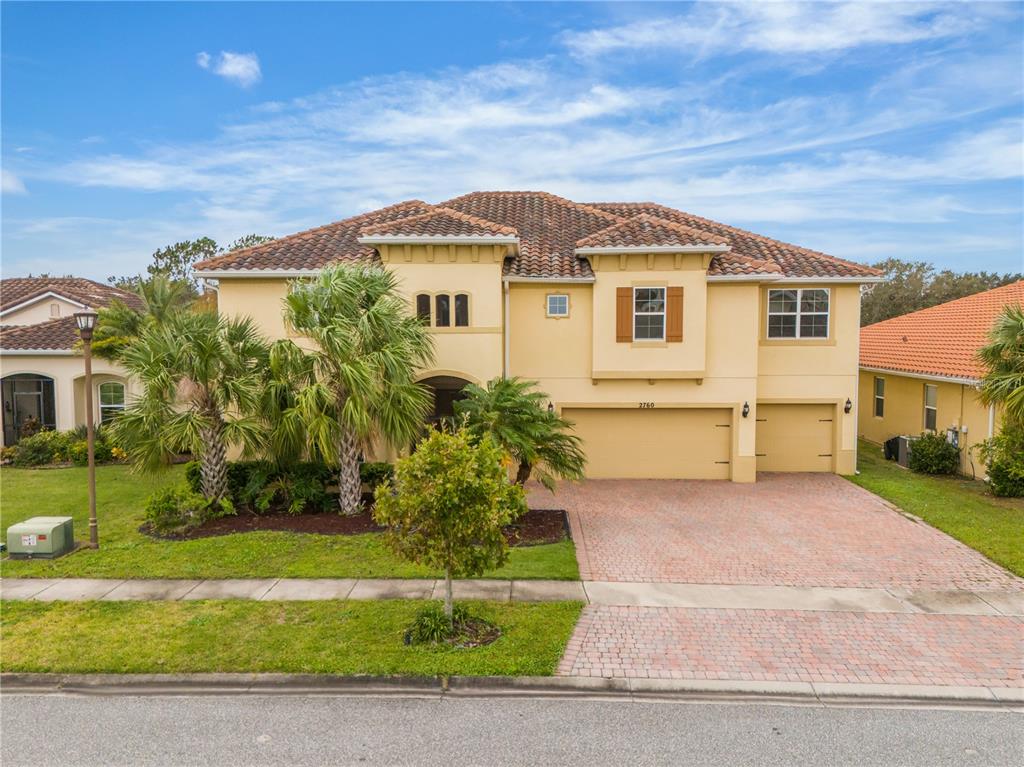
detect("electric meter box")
[6,517,74,558]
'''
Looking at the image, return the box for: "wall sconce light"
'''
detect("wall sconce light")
[741,402,750,418]
[547,402,555,414]
[844,398,852,414]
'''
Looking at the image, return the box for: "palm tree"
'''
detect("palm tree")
[92,274,193,361]
[977,304,1024,425]
[283,264,435,515]
[454,377,586,490]
[112,308,268,502]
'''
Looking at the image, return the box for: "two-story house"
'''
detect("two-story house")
[194,191,880,482]
[0,277,142,446]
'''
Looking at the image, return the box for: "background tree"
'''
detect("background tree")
[861,259,1022,326]
[226,234,276,251]
[112,309,268,502]
[374,427,526,619]
[977,304,1024,426]
[455,377,586,490]
[283,264,434,514]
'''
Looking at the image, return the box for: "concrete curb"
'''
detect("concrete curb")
[2,673,1019,709]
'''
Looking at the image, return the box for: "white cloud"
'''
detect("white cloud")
[2,169,27,195]
[196,50,261,88]
[563,2,1000,58]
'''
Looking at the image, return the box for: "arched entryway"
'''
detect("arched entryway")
[419,374,473,427]
[2,373,56,445]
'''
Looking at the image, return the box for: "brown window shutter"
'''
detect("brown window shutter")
[616,287,632,342]
[666,286,683,342]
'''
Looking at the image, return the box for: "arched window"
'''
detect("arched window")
[454,294,469,327]
[434,294,451,327]
[415,293,431,322]
[99,381,126,423]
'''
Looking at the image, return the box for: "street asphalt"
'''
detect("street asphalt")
[1,693,1021,766]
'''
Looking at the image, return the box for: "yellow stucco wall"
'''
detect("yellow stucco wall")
[857,369,998,476]
[0,353,134,445]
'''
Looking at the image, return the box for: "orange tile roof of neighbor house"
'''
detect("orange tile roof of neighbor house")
[860,280,1024,382]
[194,191,880,281]
[0,277,143,315]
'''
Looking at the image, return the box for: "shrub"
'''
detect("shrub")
[978,423,1024,497]
[9,430,75,466]
[144,484,226,536]
[359,462,394,491]
[908,431,960,475]
[406,603,471,644]
[184,460,334,513]
[374,427,526,619]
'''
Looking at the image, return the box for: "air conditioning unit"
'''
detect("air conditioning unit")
[896,435,916,468]
[6,517,74,559]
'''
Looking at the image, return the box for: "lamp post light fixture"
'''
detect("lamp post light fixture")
[74,310,100,549]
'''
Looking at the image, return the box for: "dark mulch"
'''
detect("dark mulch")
[449,617,502,648]
[142,506,570,546]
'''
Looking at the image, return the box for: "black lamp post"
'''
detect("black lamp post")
[74,310,99,549]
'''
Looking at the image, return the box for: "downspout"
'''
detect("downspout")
[502,279,511,378]
[988,403,995,438]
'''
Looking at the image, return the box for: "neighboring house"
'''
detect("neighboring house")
[859,280,1024,476]
[0,277,143,446]
[195,191,880,482]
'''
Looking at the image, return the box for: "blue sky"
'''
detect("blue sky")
[3,1,1022,280]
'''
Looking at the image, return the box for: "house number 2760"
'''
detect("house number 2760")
[638,402,655,409]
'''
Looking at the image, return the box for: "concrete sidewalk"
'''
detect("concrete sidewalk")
[2,577,1023,615]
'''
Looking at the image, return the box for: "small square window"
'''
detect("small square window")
[546,294,569,317]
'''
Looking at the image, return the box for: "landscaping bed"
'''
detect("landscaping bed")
[144,506,569,546]
[0,600,583,676]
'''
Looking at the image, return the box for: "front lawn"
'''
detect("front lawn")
[850,439,1024,577]
[0,599,582,676]
[0,465,579,580]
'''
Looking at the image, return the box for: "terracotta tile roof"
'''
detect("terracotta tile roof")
[359,206,517,239]
[192,191,877,281]
[193,200,433,272]
[0,277,144,314]
[860,280,1024,381]
[0,317,79,351]
[575,213,728,249]
[588,202,879,279]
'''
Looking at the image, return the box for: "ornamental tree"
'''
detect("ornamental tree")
[373,427,526,618]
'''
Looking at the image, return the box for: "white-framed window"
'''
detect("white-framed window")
[873,377,885,418]
[98,381,126,423]
[767,288,830,339]
[546,294,569,318]
[923,384,937,431]
[633,287,666,341]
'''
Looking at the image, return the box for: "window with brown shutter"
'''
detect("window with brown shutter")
[666,287,683,342]
[616,287,632,342]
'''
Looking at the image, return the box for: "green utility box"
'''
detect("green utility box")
[6,517,74,559]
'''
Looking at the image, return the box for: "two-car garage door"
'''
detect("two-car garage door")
[562,408,732,480]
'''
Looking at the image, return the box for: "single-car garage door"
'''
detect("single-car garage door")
[563,407,732,480]
[755,403,834,472]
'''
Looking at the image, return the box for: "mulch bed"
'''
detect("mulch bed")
[142,507,570,546]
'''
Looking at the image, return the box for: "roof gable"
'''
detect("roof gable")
[575,213,729,251]
[0,277,144,316]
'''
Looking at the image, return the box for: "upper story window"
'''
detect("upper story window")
[873,377,885,418]
[415,292,470,328]
[923,384,937,431]
[633,287,666,341]
[99,381,126,423]
[547,294,569,318]
[767,288,829,339]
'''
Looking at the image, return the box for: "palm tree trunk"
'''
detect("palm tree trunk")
[199,416,228,502]
[337,424,362,515]
[515,459,533,486]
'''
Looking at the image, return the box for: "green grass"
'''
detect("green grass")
[0,465,579,581]
[0,599,583,676]
[850,439,1024,577]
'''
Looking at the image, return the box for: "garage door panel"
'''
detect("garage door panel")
[755,403,834,473]
[564,408,732,480]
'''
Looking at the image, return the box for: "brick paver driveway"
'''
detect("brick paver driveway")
[533,473,1022,591]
